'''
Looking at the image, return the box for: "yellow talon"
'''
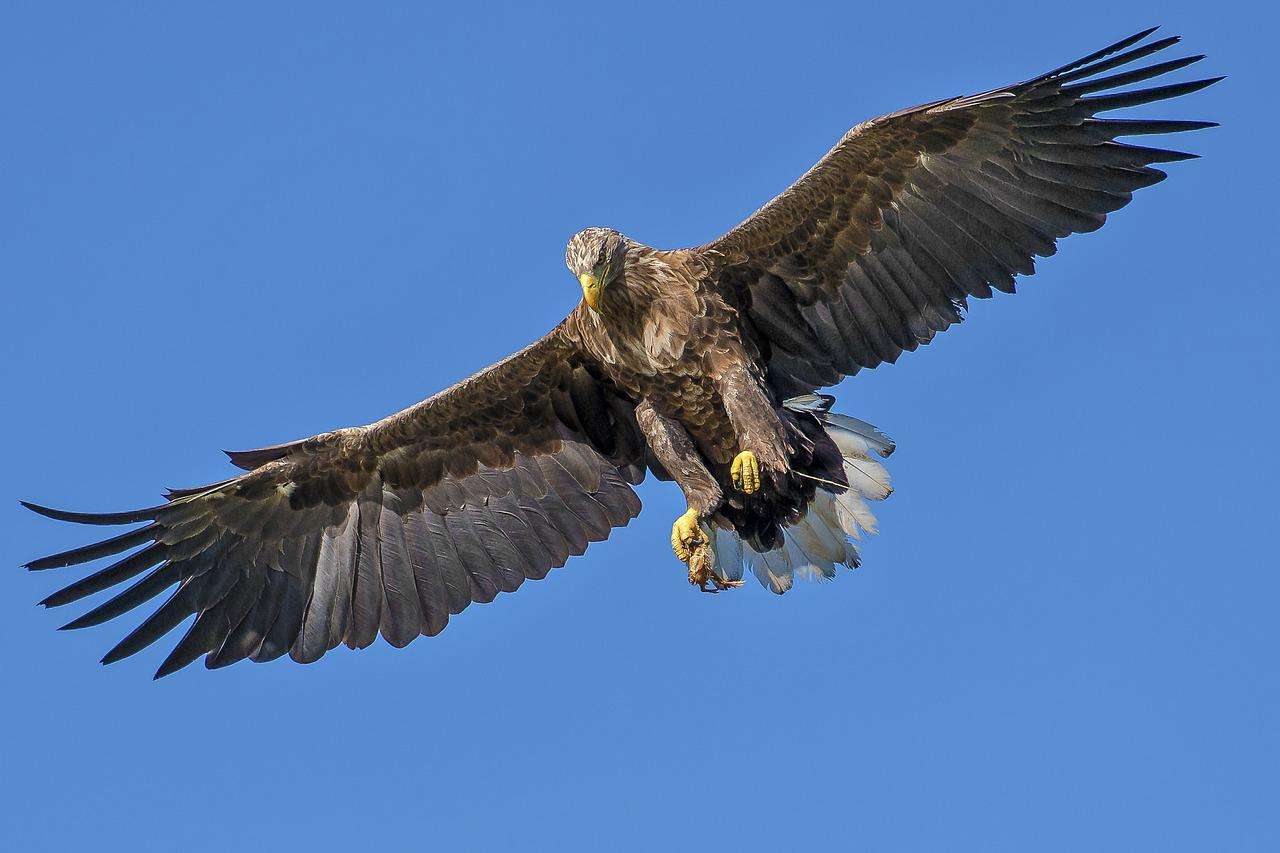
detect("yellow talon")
[670,507,704,563]
[731,450,761,494]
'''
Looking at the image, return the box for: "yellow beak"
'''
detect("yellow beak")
[578,272,602,312]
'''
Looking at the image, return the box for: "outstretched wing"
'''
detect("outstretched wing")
[702,28,1220,396]
[24,322,648,677]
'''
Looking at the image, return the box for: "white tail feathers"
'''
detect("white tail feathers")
[708,404,893,594]
[822,412,896,460]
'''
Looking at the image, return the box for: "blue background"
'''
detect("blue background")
[3,3,1274,850]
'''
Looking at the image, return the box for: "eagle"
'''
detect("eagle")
[23,29,1218,677]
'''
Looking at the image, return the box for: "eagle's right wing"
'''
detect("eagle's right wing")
[24,321,647,677]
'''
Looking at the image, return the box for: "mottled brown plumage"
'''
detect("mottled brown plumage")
[23,29,1218,675]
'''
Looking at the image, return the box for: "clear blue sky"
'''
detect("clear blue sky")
[2,3,1274,850]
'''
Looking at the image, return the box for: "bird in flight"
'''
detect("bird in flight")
[23,29,1218,677]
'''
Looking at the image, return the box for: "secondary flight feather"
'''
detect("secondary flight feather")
[22,28,1219,676]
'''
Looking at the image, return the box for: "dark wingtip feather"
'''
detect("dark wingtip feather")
[1062,54,1208,96]
[25,525,156,571]
[153,657,196,679]
[101,645,136,667]
[36,543,168,608]
[1036,27,1164,83]
[223,441,302,471]
[153,647,199,679]
[163,478,236,500]
[1083,76,1225,113]
[20,500,162,526]
[1094,119,1220,136]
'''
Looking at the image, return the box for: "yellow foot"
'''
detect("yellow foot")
[671,508,745,593]
[670,508,705,564]
[731,450,761,494]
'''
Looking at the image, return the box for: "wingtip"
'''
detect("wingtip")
[20,500,57,519]
[18,499,164,526]
[152,662,181,680]
[59,608,108,631]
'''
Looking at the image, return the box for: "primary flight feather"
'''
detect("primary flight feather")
[23,28,1219,677]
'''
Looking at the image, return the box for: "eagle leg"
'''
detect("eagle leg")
[718,364,792,489]
[636,399,742,589]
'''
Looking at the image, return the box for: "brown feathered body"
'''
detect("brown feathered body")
[564,244,840,551]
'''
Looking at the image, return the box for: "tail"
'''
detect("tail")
[709,394,895,594]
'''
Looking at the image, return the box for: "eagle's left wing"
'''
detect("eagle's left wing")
[701,28,1220,396]
[23,322,648,677]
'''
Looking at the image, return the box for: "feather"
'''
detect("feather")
[834,489,878,538]
[294,502,357,664]
[442,511,500,604]
[783,528,836,581]
[401,509,450,636]
[1051,34,1180,85]
[423,511,474,615]
[1081,77,1224,113]
[270,534,320,663]
[377,494,425,648]
[209,568,288,668]
[20,500,163,526]
[39,542,169,607]
[346,489,386,650]
[488,493,554,580]
[711,527,744,583]
[468,506,527,593]
[842,456,893,501]
[154,565,264,677]
[821,412,896,458]
[101,554,240,667]
[747,543,794,595]
[1029,27,1162,84]
[516,495,575,566]
[569,368,616,455]
[1062,55,1206,96]
[25,524,157,570]
[58,562,180,630]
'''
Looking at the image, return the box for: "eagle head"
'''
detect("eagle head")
[566,227,629,313]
